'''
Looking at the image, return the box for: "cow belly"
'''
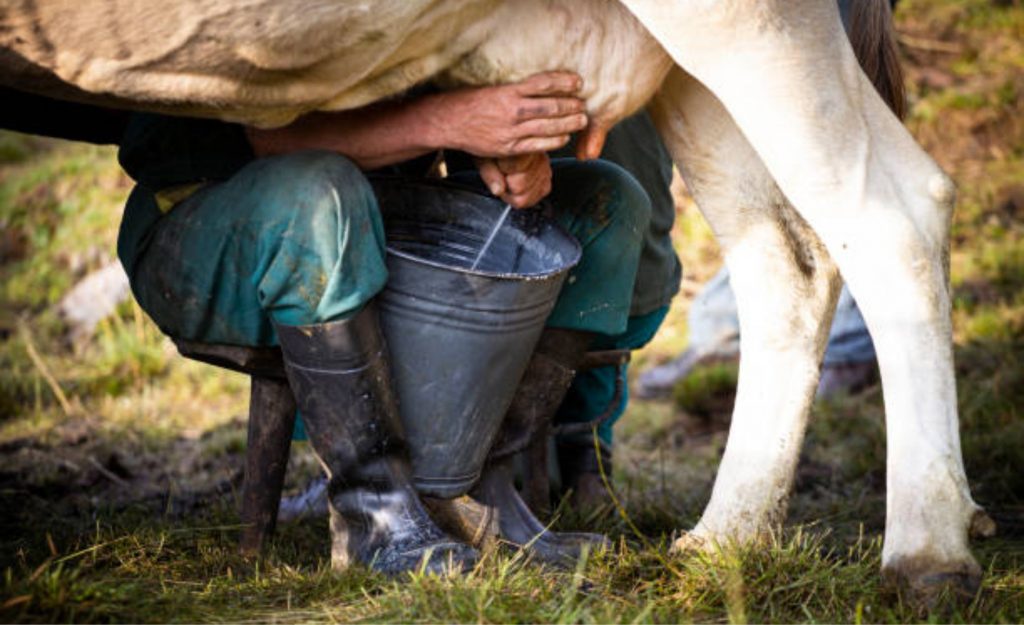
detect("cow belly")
[0,0,501,126]
[1,0,671,129]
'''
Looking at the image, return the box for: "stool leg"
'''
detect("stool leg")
[240,375,296,555]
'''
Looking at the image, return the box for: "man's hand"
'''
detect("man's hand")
[477,153,552,209]
[431,71,588,158]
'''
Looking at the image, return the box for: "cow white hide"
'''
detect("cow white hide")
[0,0,991,601]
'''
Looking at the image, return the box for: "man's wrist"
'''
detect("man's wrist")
[414,92,458,153]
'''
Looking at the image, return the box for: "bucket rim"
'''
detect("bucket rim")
[375,176,583,280]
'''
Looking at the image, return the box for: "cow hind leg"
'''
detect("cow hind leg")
[629,0,988,602]
[650,68,842,550]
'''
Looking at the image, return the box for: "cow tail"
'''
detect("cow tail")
[849,0,907,120]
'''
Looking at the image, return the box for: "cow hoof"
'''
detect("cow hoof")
[882,558,982,611]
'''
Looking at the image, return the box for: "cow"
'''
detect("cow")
[0,0,993,602]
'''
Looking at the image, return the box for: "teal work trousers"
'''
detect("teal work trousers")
[118,151,651,347]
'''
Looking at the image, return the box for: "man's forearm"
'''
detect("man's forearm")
[246,96,449,170]
[247,72,587,171]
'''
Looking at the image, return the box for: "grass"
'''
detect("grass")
[2,518,1019,623]
[1,0,1023,621]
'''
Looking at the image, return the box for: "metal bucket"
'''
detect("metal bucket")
[372,178,581,499]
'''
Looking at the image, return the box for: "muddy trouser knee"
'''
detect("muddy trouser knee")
[543,158,651,337]
[117,150,389,346]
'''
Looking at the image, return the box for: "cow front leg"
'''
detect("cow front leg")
[650,68,842,548]
[627,0,988,600]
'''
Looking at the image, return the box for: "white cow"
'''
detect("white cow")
[0,0,992,601]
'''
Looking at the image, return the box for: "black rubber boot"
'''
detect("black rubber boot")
[276,303,477,576]
[432,328,610,565]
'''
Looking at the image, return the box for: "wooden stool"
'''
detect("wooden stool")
[173,339,296,554]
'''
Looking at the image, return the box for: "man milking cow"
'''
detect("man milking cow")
[6,51,869,576]
[6,59,682,575]
[6,0,986,600]
[112,72,673,574]
[5,0,868,580]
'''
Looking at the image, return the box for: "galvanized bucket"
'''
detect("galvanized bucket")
[372,179,581,499]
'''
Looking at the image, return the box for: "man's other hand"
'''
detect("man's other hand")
[476,153,552,209]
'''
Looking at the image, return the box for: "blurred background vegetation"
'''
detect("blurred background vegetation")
[0,0,1021,621]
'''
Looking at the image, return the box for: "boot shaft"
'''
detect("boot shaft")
[276,303,406,483]
[488,328,594,461]
[275,303,477,574]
